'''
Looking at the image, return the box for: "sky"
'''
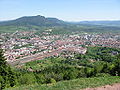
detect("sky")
[0,0,120,21]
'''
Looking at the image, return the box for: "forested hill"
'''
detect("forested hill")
[1,15,120,27]
[0,15,120,33]
[0,15,66,26]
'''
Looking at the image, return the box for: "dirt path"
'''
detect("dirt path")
[84,83,120,90]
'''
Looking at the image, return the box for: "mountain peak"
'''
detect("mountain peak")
[0,15,65,26]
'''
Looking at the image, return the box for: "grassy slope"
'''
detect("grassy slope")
[5,76,120,90]
[1,24,120,34]
[0,26,32,33]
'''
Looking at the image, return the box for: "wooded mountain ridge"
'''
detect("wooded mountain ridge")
[0,15,120,27]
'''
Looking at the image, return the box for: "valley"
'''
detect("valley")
[0,15,120,90]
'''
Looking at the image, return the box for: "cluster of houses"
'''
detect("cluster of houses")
[0,31,120,62]
[84,33,120,48]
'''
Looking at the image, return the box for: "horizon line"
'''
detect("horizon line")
[0,15,120,22]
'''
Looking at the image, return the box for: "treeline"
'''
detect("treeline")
[0,47,120,89]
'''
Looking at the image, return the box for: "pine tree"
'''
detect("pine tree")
[0,49,16,89]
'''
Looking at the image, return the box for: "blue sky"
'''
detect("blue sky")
[0,0,120,21]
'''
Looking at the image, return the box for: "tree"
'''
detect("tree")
[18,73,36,85]
[113,59,120,76]
[0,49,17,89]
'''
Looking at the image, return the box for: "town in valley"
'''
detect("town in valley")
[1,30,120,64]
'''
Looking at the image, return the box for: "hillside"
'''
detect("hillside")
[1,43,120,89]
[4,76,120,90]
[0,15,65,26]
[0,15,120,33]
[1,15,120,27]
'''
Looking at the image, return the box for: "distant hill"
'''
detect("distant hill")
[0,15,120,27]
[0,15,120,33]
[79,21,120,27]
[0,15,66,26]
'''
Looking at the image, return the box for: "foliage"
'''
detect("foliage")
[5,76,120,90]
[1,46,120,89]
[0,49,17,89]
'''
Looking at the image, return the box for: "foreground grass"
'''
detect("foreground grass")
[5,76,120,90]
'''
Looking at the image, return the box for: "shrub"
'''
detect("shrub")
[50,78,56,84]
[95,73,111,77]
[18,73,36,85]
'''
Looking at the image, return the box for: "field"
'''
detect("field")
[5,76,120,90]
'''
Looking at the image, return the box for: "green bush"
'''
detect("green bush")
[95,73,111,77]
[35,74,46,84]
[50,78,56,83]
[18,73,36,85]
